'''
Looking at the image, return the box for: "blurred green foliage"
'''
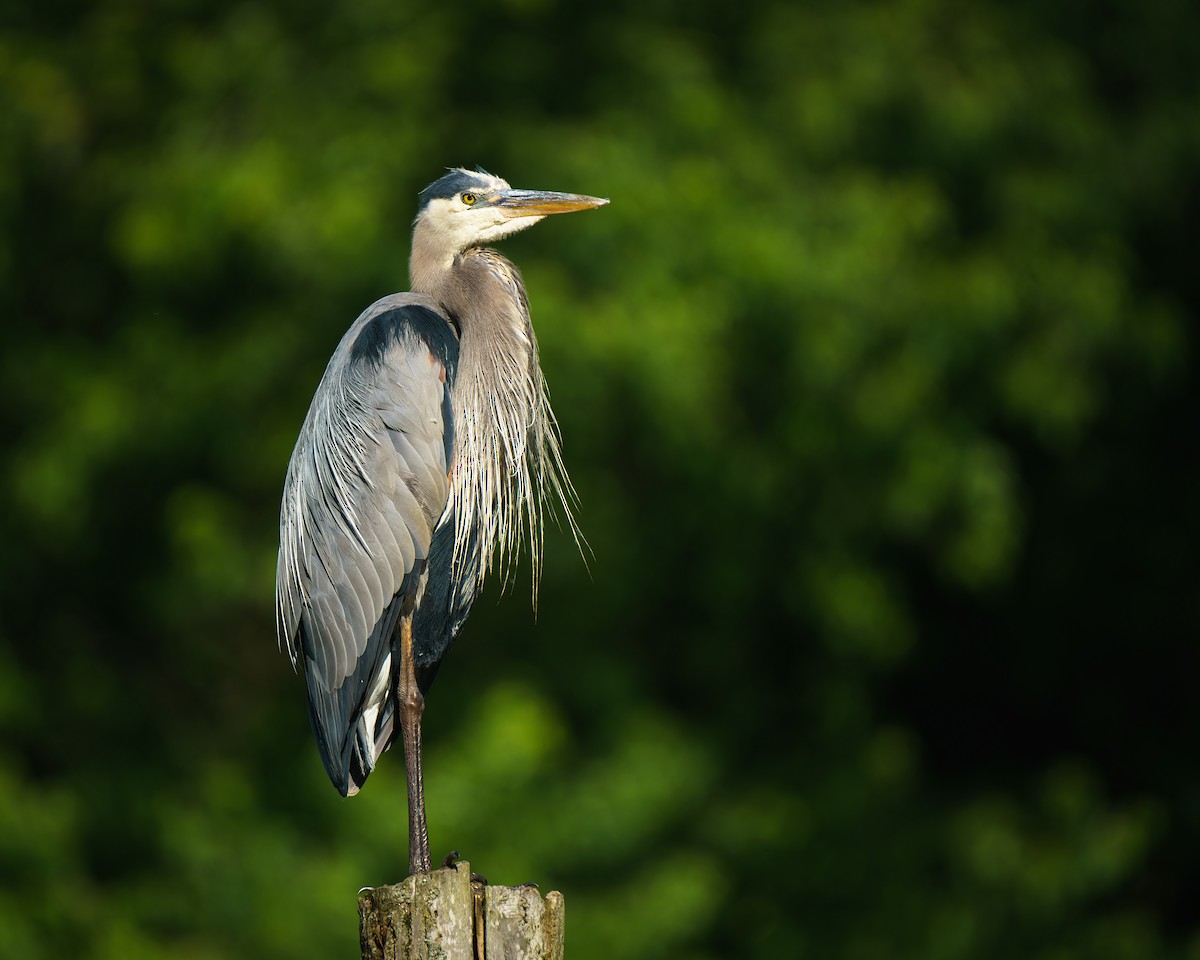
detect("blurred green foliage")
[1,0,1198,956]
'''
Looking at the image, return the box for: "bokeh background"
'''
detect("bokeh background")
[2,0,1199,956]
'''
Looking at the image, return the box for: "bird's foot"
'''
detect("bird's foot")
[443,850,489,885]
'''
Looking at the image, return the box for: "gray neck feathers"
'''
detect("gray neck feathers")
[412,243,577,597]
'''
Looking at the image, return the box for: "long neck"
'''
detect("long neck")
[411,239,576,591]
[409,217,457,300]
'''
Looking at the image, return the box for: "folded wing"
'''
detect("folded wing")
[276,294,458,795]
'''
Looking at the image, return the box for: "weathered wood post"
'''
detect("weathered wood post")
[359,861,565,960]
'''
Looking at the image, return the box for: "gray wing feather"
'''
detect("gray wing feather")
[275,293,456,794]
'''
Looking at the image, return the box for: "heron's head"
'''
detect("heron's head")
[414,168,608,259]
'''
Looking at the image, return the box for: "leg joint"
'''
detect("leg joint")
[401,683,424,716]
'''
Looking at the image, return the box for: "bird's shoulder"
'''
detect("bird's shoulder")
[335,292,459,376]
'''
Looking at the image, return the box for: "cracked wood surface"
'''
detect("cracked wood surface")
[359,862,565,960]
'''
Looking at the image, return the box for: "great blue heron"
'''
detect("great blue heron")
[275,168,607,875]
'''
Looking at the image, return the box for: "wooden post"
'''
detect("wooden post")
[358,862,565,960]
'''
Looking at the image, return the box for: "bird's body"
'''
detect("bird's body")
[275,169,606,874]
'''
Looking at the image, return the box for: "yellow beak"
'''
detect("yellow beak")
[492,189,609,217]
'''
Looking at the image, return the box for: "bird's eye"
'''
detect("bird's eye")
[461,193,477,206]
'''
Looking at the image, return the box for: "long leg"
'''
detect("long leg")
[398,617,432,874]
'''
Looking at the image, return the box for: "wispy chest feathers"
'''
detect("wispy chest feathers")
[421,247,577,597]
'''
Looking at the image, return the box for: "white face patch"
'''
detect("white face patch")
[418,179,547,261]
[419,198,499,260]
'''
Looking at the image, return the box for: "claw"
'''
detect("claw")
[442,850,462,869]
